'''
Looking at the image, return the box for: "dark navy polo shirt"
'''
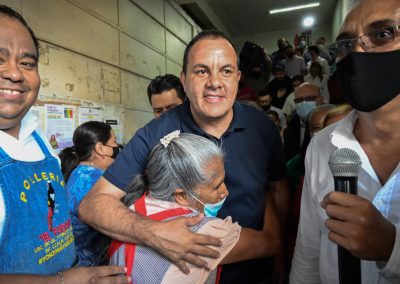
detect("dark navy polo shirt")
[105,99,286,229]
[104,99,286,283]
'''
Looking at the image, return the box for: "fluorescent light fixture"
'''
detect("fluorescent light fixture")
[303,16,315,27]
[269,2,320,14]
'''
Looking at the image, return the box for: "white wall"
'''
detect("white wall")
[232,24,332,55]
[0,0,199,143]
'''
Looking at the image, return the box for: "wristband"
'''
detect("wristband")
[57,271,64,284]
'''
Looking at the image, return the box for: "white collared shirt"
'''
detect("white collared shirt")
[290,110,400,283]
[0,111,59,236]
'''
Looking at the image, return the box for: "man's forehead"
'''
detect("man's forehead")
[295,86,318,97]
[189,37,237,59]
[339,0,400,37]
[0,15,36,53]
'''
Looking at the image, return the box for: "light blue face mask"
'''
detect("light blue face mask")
[188,193,226,217]
[295,101,316,121]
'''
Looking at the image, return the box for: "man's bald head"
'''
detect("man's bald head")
[295,83,320,100]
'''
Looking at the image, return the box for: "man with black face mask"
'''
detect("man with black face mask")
[290,0,400,283]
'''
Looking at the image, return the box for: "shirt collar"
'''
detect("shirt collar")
[178,100,246,137]
[19,111,39,141]
[0,111,38,142]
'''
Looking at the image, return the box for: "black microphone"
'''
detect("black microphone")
[328,148,362,284]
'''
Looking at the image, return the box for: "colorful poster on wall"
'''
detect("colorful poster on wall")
[78,107,103,125]
[45,104,76,152]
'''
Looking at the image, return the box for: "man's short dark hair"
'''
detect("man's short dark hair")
[272,63,285,73]
[0,5,39,56]
[292,74,304,83]
[308,45,321,55]
[147,74,186,104]
[182,29,237,74]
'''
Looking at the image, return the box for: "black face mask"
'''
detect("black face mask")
[105,145,121,159]
[337,49,400,112]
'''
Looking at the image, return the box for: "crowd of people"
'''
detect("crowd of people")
[0,0,399,283]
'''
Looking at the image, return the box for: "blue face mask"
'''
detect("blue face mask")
[295,101,316,121]
[188,193,226,217]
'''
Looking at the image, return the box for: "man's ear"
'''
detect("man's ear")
[173,188,191,206]
[180,72,187,93]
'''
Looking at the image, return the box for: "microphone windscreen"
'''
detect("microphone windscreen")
[328,148,362,177]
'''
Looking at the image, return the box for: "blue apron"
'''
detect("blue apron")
[0,131,76,274]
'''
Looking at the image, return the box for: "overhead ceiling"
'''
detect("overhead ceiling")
[178,0,338,36]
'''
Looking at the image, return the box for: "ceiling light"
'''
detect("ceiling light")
[303,16,315,27]
[269,2,320,14]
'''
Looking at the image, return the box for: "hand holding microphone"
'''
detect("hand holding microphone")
[327,148,362,284]
[322,148,396,284]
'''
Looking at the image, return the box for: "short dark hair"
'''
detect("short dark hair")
[147,74,186,104]
[308,45,321,55]
[182,29,237,74]
[292,74,304,83]
[0,5,39,56]
[272,63,285,73]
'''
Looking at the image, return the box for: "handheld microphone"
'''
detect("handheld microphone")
[328,148,362,284]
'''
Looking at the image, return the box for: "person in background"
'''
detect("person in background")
[236,71,258,102]
[59,121,121,266]
[316,36,333,65]
[321,104,352,128]
[270,38,289,66]
[0,5,128,283]
[242,63,270,96]
[79,29,289,284]
[286,104,336,263]
[307,45,330,77]
[147,74,186,118]
[307,104,336,136]
[258,90,287,129]
[290,0,400,282]
[109,131,281,283]
[282,75,304,123]
[267,63,294,109]
[304,62,330,103]
[282,45,307,78]
[283,83,323,161]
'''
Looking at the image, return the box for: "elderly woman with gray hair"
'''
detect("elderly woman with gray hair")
[108,131,239,283]
[108,131,281,283]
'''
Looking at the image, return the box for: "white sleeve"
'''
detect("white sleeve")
[379,225,400,281]
[289,150,322,284]
[278,109,287,128]
[322,60,330,77]
[300,58,307,71]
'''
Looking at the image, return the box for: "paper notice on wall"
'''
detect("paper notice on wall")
[105,119,123,145]
[45,104,76,151]
[78,107,103,125]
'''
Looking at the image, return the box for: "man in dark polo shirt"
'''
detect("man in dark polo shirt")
[80,30,288,283]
